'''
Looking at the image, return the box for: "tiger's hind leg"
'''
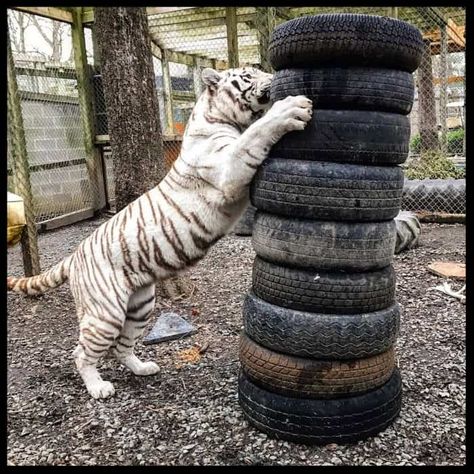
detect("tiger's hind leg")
[112,284,160,376]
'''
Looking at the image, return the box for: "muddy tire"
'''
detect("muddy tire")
[239,333,396,399]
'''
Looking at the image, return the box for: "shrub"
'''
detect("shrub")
[410,129,464,156]
[447,128,464,155]
[410,133,421,154]
[405,150,465,180]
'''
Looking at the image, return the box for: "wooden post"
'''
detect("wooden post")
[387,7,399,18]
[439,24,448,154]
[71,7,106,210]
[161,49,174,134]
[226,7,239,68]
[417,39,439,152]
[256,7,276,72]
[193,57,203,100]
[91,23,101,68]
[7,34,41,276]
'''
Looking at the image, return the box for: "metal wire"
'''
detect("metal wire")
[7,9,100,224]
[7,7,466,223]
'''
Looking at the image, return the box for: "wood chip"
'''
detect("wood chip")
[427,261,466,280]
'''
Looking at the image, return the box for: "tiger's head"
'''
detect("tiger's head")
[201,67,273,128]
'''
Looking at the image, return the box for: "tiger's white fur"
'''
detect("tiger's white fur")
[7,67,313,399]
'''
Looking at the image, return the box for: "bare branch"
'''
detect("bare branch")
[30,15,53,48]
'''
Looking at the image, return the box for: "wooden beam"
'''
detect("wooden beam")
[149,13,255,33]
[226,7,239,68]
[13,66,76,79]
[95,134,182,144]
[156,29,257,44]
[79,7,205,24]
[148,7,255,27]
[447,18,465,48]
[161,50,175,134]
[179,45,258,59]
[439,23,449,153]
[37,207,95,231]
[82,7,94,24]
[256,7,276,72]
[387,7,399,18]
[433,75,464,85]
[193,57,203,100]
[71,7,105,210]
[150,38,228,69]
[7,33,41,276]
[147,7,197,16]
[13,6,73,23]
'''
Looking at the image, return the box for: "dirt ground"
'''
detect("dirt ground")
[7,216,466,466]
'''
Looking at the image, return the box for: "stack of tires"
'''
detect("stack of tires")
[238,14,424,444]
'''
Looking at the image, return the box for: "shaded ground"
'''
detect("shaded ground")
[7,217,465,466]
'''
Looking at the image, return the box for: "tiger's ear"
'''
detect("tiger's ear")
[201,68,221,87]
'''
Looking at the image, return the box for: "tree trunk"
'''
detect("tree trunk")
[94,7,192,300]
[417,39,439,152]
[51,23,62,62]
[94,7,166,212]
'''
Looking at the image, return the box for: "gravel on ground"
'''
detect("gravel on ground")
[7,216,466,466]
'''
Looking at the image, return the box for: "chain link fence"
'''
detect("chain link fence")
[7,9,102,226]
[144,6,465,215]
[7,6,466,247]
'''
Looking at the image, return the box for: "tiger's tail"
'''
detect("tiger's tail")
[7,255,73,296]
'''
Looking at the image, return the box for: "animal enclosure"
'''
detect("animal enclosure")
[7,6,465,272]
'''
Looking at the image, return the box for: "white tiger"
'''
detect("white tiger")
[7,67,313,399]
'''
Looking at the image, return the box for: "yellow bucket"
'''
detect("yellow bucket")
[7,192,26,247]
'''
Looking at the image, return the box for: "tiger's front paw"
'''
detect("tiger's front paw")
[267,95,313,135]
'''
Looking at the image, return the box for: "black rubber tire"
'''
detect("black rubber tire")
[269,109,410,165]
[402,178,466,214]
[252,257,396,314]
[238,368,402,445]
[239,333,396,399]
[250,159,404,222]
[233,205,256,236]
[271,68,415,115]
[243,292,400,359]
[394,211,421,254]
[269,14,423,72]
[252,212,396,272]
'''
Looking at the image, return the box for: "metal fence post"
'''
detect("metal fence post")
[226,7,239,68]
[71,7,106,210]
[7,34,41,276]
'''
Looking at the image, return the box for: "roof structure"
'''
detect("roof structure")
[13,6,466,69]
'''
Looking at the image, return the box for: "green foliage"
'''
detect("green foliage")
[410,129,464,156]
[410,134,421,154]
[447,128,464,155]
[405,150,465,180]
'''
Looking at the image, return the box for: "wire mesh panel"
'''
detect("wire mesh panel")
[7,9,100,224]
[146,6,465,214]
[10,7,463,222]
